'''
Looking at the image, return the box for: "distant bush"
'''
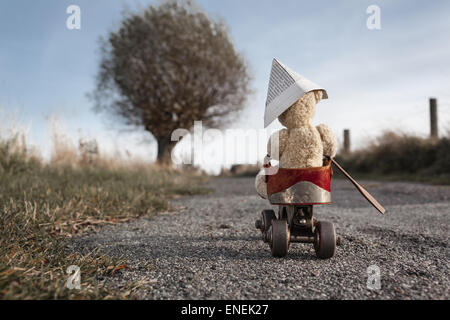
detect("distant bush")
[335,131,450,184]
[0,135,40,174]
[220,164,260,177]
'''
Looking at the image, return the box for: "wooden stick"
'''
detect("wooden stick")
[331,158,386,215]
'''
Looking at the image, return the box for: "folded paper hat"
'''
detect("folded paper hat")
[264,58,328,128]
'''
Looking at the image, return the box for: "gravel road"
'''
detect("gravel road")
[69,177,450,299]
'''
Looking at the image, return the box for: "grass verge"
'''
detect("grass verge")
[0,139,210,299]
[335,131,450,185]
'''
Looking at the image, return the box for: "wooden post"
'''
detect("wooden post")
[343,129,350,153]
[430,98,438,139]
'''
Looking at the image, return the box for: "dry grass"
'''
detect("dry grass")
[335,130,450,184]
[0,128,210,299]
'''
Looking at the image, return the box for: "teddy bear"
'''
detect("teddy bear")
[255,59,337,199]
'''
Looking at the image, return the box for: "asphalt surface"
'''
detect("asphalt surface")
[69,177,450,299]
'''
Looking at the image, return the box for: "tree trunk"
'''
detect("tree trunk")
[156,139,175,165]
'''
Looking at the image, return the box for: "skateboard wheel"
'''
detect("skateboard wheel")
[270,220,290,258]
[314,221,336,259]
[261,210,276,232]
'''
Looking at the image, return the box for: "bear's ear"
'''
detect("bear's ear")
[313,90,323,102]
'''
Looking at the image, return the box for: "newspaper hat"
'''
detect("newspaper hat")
[264,58,328,127]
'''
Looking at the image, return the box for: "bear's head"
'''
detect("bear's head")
[278,90,323,128]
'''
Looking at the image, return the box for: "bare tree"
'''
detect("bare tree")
[92,0,251,164]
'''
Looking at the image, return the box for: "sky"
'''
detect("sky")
[1,0,450,173]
